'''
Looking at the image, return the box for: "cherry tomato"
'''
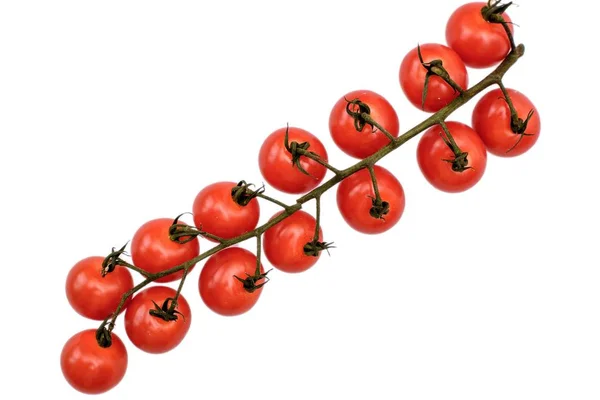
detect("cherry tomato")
[259,126,328,194]
[263,210,323,273]
[329,89,400,158]
[61,329,128,395]
[446,2,513,68]
[192,181,260,241]
[472,88,540,157]
[399,43,468,113]
[131,218,200,283]
[124,286,191,354]
[336,165,405,234]
[417,121,487,193]
[65,256,134,320]
[199,247,264,316]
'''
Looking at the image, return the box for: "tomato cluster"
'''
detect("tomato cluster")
[61,1,539,395]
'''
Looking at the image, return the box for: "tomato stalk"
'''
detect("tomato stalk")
[169,213,226,244]
[417,44,466,111]
[95,42,525,349]
[344,97,396,142]
[102,243,151,278]
[233,234,271,293]
[303,195,335,257]
[438,121,474,172]
[366,164,391,219]
[481,0,516,52]
[496,80,537,153]
[284,124,342,176]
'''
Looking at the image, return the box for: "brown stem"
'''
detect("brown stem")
[98,43,525,347]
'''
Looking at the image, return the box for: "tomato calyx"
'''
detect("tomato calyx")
[231,180,264,206]
[149,297,185,322]
[417,44,465,111]
[303,239,335,257]
[438,122,474,173]
[95,320,115,348]
[233,268,271,293]
[368,197,390,220]
[344,97,378,133]
[283,125,318,177]
[481,0,512,24]
[101,243,128,277]
[505,108,536,153]
[169,213,224,244]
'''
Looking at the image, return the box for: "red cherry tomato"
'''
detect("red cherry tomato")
[131,218,200,283]
[329,89,400,158]
[446,2,513,68]
[399,43,468,113]
[61,329,128,395]
[65,256,134,320]
[472,88,540,157]
[199,247,264,316]
[124,286,191,354]
[336,165,406,234]
[192,181,260,241]
[263,210,323,273]
[259,126,328,194]
[417,121,487,193]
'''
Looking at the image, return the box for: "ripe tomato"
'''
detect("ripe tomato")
[61,329,128,395]
[199,247,264,316]
[417,121,487,193]
[336,165,405,234]
[472,88,540,157]
[446,2,513,68]
[259,126,328,194]
[399,43,468,113]
[131,218,200,283]
[329,90,400,159]
[124,286,191,354]
[65,256,134,320]
[263,210,323,273]
[192,181,260,241]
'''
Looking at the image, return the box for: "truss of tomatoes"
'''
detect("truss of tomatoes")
[61,1,540,395]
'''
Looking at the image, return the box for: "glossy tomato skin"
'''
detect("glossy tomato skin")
[417,121,487,193]
[336,165,405,234]
[61,329,128,395]
[131,218,200,283]
[199,247,264,316]
[124,286,191,354]
[472,88,540,157]
[446,2,513,68]
[263,210,323,273]
[65,256,134,320]
[259,126,328,194]
[329,90,400,158]
[192,181,260,241]
[400,43,468,113]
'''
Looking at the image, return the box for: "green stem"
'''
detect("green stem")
[497,80,519,124]
[313,195,321,242]
[360,114,396,142]
[116,259,152,278]
[295,148,342,175]
[256,192,293,211]
[367,165,382,202]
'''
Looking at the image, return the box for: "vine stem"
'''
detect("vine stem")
[101,43,525,336]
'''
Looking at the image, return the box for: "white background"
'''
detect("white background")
[1,1,598,399]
